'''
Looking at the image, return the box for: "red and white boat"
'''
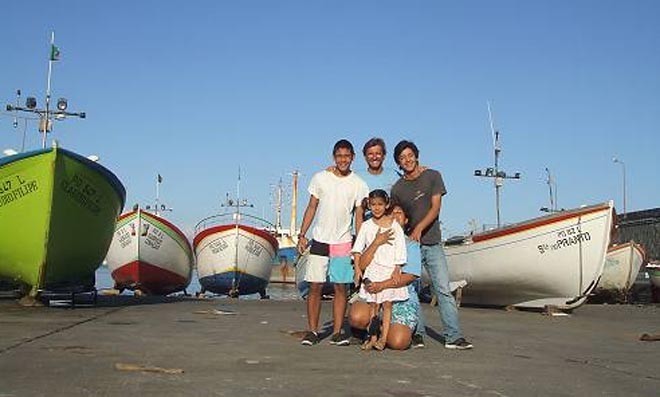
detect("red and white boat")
[594,241,646,297]
[105,208,193,295]
[445,201,615,310]
[194,213,277,297]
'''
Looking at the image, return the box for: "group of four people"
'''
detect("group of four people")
[296,138,473,351]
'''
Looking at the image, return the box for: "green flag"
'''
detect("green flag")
[50,44,60,61]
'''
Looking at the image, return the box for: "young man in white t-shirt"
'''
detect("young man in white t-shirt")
[297,139,369,346]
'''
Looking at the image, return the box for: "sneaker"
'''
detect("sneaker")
[329,332,350,346]
[411,334,425,349]
[444,337,473,350]
[301,331,319,346]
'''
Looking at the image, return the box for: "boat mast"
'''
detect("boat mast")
[290,170,299,239]
[275,177,283,231]
[223,167,253,297]
[4,32,85,150]
[155,174,161,216]
[474,102,521,228]
[489,103,503,227]
[42,32,55,149]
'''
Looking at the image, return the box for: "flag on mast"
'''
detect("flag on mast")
[50,44,61,61]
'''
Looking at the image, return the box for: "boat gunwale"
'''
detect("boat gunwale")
[470,202,612,244]
[118,210,192,253]
[0,147,126,210]
[193,224,279,251]
[607,241,646,262]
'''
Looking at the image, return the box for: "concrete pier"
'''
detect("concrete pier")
[1,297,658,396]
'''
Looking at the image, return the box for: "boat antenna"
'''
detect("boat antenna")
[13,89,29,152]
[474,101,521,227]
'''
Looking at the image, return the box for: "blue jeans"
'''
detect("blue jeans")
[420,243,463,342]
[410,279,426,337]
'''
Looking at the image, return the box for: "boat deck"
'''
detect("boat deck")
[0,297,658,396]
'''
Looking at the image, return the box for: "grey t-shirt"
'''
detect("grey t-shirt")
[390,169,447,245]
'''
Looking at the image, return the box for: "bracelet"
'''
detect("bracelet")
[298,234,306,239]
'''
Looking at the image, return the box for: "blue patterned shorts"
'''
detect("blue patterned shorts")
[391,297,419,331]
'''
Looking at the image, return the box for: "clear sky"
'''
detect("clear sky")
[2,1,659,238]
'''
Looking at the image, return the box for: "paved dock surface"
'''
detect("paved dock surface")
[1,297,658,396]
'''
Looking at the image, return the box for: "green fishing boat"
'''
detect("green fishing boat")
[0,145,126,296]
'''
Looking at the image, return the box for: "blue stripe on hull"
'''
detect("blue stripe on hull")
[199,272,268,295]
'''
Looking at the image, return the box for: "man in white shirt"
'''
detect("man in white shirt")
[297,139,369,346]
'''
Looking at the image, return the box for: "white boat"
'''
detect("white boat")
[194,213,277,297]
[105,208,193,295]
[271,234,297,284]
[269,172,299,284]
[648,262,660,289]
[444,201,615,310]
[592,241,645,299]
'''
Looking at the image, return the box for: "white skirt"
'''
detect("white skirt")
[358,262,409,304]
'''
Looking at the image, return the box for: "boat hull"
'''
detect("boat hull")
[105,210,193,295]
[648,263,660,289]
[271,237,297,284]
[445,202,614,309]
[0,148,125,294]
[594,241,645,296]
[194,224,277,295]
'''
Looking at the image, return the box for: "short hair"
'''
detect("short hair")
[362,137,386,156]
[333,139,355,156]
[393,140,419,165]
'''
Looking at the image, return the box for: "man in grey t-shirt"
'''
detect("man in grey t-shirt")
[390,140,473,350]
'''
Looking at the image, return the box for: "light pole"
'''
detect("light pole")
[613,157,627,218]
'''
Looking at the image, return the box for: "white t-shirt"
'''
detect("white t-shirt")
[308,170,369,244]
[352,218,407,269]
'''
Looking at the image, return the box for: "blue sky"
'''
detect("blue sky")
[2,1,659,238]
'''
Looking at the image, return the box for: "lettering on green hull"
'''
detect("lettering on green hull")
[0,174,39,208]
[61,173,102,215]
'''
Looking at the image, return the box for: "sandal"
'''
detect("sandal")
[373,339,386,351]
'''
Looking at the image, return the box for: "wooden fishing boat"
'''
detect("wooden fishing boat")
[444,201,615,310]
[0,146,126,296]
[271,235,297,284]
[105,208,193,295]
[591,241,645,301]
[648,262,660,288]
[269,171,300,284]
[194,213,277,297]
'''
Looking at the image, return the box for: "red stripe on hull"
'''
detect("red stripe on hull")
[111,260,189,295]
[472,204,611,243]
[193,224,278,250]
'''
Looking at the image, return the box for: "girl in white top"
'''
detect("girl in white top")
[352,189,408,350]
